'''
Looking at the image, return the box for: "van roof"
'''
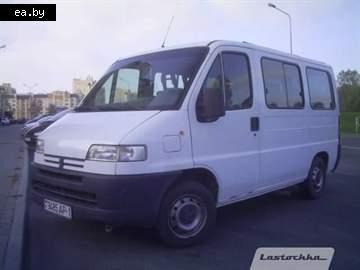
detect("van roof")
[208,40,330,67]
[115,40,330,68]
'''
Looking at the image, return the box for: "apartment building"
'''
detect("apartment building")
[0,83,17,117]
[48,91,71,108]
[70,93,81,108]
[16,94,32,120]
[72,75,95,97]
[6,94,17,114]
[33,94,49,115]
[1,81,82,120]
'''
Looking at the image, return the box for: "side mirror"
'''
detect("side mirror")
[196,87,225,123]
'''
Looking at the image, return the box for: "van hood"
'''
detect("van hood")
[40,111,160,158]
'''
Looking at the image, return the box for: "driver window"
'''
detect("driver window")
[197,55,223,109]
[222,52,252,110]
[114,69,140,103]
[94,73,114,106]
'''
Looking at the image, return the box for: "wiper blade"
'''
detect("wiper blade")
[97,104,141,111]
[74,106,96,112]
[75,103,144,112]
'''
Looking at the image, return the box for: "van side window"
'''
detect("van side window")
[306,68,335,110]
[262,58,304,109]
[114,69,140,103]
[222,53,252,110]
[284,64,304,108]
[262,59,287,108]
[94,73,114,106]
[197,55,223,109]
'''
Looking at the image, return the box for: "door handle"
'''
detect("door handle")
[250,117,260,132]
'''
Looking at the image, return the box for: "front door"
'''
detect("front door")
[189,47,260,204]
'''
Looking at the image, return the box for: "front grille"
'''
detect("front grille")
[38,168,82,183]
[43,154,85,169]
[33,180,97,206]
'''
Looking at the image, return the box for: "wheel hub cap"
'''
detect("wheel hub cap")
[168,195,207,238]
[312,167,323,192]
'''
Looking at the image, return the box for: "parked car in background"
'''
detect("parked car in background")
[24,114,50,126]
[22,114,52,137]
[10,119,19,125]
[0,117,10,126]
[24,109,72,150]
[15,118,27,124]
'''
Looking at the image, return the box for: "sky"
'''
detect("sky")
[0,0,359,93]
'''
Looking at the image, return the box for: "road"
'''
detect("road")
[12,125,359,270]
[0,125,24,267]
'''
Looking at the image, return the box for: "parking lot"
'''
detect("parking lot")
[16,126,360,270]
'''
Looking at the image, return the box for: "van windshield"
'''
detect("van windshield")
[76,47,209,112]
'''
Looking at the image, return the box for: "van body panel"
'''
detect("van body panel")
[188,46,261,204]
[115,110,193,175]
[32,40,340,228]
[38,110,160,158]
[253,51,339,192]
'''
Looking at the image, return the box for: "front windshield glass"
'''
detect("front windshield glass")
[77,47,208,111]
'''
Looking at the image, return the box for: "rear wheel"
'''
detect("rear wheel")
[300,156,326,199]
[157,181,216,247]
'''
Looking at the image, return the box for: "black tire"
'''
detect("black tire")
[157,181,216,247]
[300,156,327,199]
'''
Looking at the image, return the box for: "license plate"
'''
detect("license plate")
[44,199,72,219]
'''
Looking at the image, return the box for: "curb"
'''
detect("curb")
[341,133,360,138]
[3,147,28,270]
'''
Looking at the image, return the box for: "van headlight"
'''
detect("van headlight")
[36,139,44,153]
[86,145,146,162]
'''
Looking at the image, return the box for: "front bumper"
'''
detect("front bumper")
[30,163,181,227]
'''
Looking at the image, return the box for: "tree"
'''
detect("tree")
[337,69,360,87]
[0,93,11,118]
[4,110,13,119]
[339,84,360,112]
[337,69,360,112]
[48,104,57,114]
[30,99,42,118]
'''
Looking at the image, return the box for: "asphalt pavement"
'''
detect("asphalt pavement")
[13,127,360,270]
[0,125,24,268]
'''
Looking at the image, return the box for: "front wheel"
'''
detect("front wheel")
[157,181,216,247]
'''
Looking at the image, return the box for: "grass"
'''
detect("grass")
[341,112,360,134]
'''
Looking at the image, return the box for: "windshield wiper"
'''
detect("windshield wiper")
[74,106,96,112]
[96,104,142,111]
[75,103,146,112]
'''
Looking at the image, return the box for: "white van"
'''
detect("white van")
[31,40,340,246]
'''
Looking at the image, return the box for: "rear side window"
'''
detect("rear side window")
[284,64,304,108]
[222,52,252,110]
[262,58,304,109]
[306,68,335,110]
